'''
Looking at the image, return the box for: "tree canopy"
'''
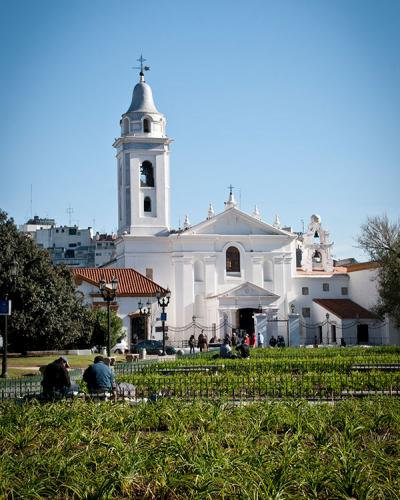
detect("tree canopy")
[90,308,124,351]
[358,215,400,327]
[0,210,92,352]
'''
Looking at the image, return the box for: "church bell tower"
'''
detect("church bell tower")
[113,56,172,236]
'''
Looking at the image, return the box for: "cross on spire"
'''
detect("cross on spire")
[224,184,237,210]
[133,54,150,76]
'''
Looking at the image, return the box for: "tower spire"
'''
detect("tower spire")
[224,184,237,210]
[133,54,150,82]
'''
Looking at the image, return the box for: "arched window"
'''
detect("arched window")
[143,118,151,133]
[226,246,240,273]
[144,196,151,212]
[140,161,154,187]
[123,117,129,135]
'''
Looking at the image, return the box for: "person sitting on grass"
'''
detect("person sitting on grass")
[220,338,233,359]
[83,356,115,393]
[41,356,72,398]
[236,342,250,359]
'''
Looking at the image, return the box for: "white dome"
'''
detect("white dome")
[127,79,158,114]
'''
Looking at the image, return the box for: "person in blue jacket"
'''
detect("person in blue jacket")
[83,356,115,392]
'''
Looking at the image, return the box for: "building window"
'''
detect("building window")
[123,117,129,135]
[124,154,131,184]
[302,307,311,318]
[331,324,337,343]
[302,287,309,295]
[143,118,151,133]
[146,268,153,280]
[322,283,329,292]
[144,196,151,212]
[341,287,348,295]
[140,161,154,187]
[125,187,131,226]
[226,246,240,273]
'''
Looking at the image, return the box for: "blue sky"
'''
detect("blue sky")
[0,0,399,260]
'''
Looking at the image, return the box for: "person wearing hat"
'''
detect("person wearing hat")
[41,356,71,398]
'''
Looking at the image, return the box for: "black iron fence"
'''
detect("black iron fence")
[1,360,400,402]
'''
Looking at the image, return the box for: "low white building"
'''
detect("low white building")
[99,63,399,347]
[72,267,167,345]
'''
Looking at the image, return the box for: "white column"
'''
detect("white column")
[204,255,217,296]
[273,255,285,297]
[251,256,264,287]
[172,255,193,327]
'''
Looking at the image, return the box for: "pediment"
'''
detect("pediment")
[215,282,279,300]
[183,208,293,237]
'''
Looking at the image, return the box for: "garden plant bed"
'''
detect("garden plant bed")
[1,347,400,401]
[0,397,399,498]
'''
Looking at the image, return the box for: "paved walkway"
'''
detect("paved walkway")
[10,366,41,371]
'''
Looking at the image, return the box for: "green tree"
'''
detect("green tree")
[358,215,400,327]
[0,210,92,352]
[90,308,124,350]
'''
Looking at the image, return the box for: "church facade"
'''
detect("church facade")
[109,64,398,347]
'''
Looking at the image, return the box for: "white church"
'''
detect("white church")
[95,61,398,347]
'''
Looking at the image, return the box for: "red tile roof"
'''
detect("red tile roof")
[313,299,377,319]
[345,261,380,272]
[296,267,348,276]
[72,268,167,296]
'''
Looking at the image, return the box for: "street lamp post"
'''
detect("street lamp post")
[98,276,118,357]
[156,289,171,356]
[138,299,152,339]
[1,259,19,379]
[326,313,330,345]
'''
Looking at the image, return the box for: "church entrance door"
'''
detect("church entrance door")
[237,308,257,335]
[357,324,369,344]
[130,316,147,345]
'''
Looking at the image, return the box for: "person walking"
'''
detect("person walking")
[244,334,250,346]
[198,330,208,353]
[250,333,257,348]
[258,331,264,348]
[231,331,238,347]
[188,334,196,354]
[41,356,72,398]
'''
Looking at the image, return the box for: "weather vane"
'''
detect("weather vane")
[133,54,150,75]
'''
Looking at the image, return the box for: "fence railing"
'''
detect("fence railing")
[0,369,83,400]
[1,362,399,402]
